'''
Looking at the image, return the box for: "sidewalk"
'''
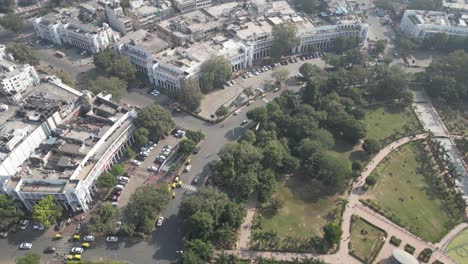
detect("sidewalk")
[237,193,258,250]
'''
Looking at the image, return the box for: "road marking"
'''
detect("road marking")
[181,183,197,192]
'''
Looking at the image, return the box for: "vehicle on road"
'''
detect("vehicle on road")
[233,109,240,115]
[193,147,200,154]
[82,242,90,248]
[148,165,159,172]
[156,217,164,226]
[44,247,56,253]
[71,247,83,254]
[66,254,81,260]
[19,243,32,249]
[83,235,95,242]
[241,120,249,125]
[114,184,124,191]
[184,165,192,172]
[55,51,65,58]
[117,176,130,182]
[106,236,118,242]
[0,231,8,238]
[20,220,29,230]
[192,176,199,185]
[131,159,141,166]
[33,223,44,230]
[155,155,167,163]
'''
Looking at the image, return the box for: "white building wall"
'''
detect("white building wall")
[0,65,40,96]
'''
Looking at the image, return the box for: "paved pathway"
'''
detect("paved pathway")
[437,223,468,250]
[237,193,258,250]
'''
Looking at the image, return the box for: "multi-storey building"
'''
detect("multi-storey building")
[0,60,40,98]
[0,77,136,212]
[114,29,169,73]
[33,12,119,54]
[400,10,468,39]
[173,0,212,13]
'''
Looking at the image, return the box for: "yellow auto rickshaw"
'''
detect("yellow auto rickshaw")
[171,182,177,189]
[81,242,90,248]
[73,254,81,260]
[185,159,191,165]
[173,176,180,182]
[172,191,176,198]
[54,233,63,240]
[176,180,183,187]
[72,234,80,240]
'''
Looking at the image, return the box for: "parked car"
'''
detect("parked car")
[192,176,199,185]
[19,243,32,250]
[148,166,159,172]
[184,165,192,172]
[114,185,124,191]
[156,217,164,226]
[241,120,249,125]
[44,247,56,253]
[106,236,118,243]
[115,221,122,233]
[20,220,29,230]
[83,235,95,242]
[117,176,130,182]
[131,160,141,166]
[0,231,8,238]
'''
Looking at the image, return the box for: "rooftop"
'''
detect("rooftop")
[405,9,468,28]
[117,29,169,54]
[159,9,221,39]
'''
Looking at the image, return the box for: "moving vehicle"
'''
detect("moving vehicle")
[106,236,118,242]
[241,120,249,125]
[156,217,164,226]
[192,176,199,185]
[19,243,32,249]
[71,247,83,254]
[44,247,56,253]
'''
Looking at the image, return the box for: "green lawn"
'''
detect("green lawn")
[445,228,468,264]
[260,175,343,238]
[349,216,386,263]
[364,142,463,242]
[435,103,468,136]
[363,105,421,144]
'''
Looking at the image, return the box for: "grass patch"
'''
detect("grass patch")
[349,215,386,263]
[363,104,422,144]
[364,141,463,242]
[446,228,468,264]
[434,102,468,136]
[259,175,344,238]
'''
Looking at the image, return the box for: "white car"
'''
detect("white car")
[151,90,160,96]
[156,217,164,226]
[71,247,83,254]
[117,176,130,182]
[233,109,241,115]
[83,235,95,242]
[131,160,141,166]
[115,221,122,233]
[19,243,32,250]
[106,236,118,242]
[148,166,159,172]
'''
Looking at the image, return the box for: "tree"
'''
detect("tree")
[53,70,75,86]
[122,146,136,159]
[88,76,127,100]
[180,139,197,154]
[425,33,448,50]
[96,172,117,188]
[215,105,229,118]
[185,239,214,261]
[134,105,175,141]
[362,139,381,155]
[6,44,39,65]
[243,87,254,99]
[177,77,203,111]
[124,185,170,234]
[0,14,24,34]
[16,253,40,264]
[181,250,204,264]
[241,130,256,144]
[186,130,205,143]
[247,107,268,123]
[87,202,119,234]
[366,175,377,186]
[133,127,149,147]
[333,36,359,53]
[374,39,387,54]
[93,49,135,81]
[369,64,409,101]
[32,195,62,227]
[199,56,232,93]
[299,63,321,79]
[262,140,288,171]
[272,68,290,87]
[0,0,15,13]
[188,212,214,240]
[110,164,125,176]
[316,154,351,192]
[0,194,24,231]
[323,223,342,245]
[271,22,300,60]
[395,36,417,59]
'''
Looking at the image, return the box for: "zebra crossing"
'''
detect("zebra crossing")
[181,183,197,192]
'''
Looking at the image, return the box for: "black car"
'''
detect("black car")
[192,177,199,185]
[44,247,56,253]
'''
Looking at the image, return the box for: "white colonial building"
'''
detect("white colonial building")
[400,10,468,39]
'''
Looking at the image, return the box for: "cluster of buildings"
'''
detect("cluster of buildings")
[31,0,369,92]
[0,77,136,212]
[400,9,468,39]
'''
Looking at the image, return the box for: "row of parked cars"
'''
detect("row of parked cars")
[155,144,173,163]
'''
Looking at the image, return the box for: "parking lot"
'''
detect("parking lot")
[198,54,327,119]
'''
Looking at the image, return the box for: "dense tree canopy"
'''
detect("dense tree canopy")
[6,44,39,66]
[0,0,15,13]
[134,105,175,141]
[32,195,62,227]
[179,188,246,247]
[199,56,232,93]
[94,49,136,81]
[0,194,24,231]
[271,22,300,60]
[177,77,203,111]
[0,14,24,34]
[88,76,127,100]
[96,172,117,188]
[87,202,119,234]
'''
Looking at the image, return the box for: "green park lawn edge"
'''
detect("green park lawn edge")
[349,215,387,264]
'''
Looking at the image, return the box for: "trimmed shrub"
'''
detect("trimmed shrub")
[390,236,402,247]
[404,244,416,255]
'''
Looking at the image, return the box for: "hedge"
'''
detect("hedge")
[404,244,416,255]
[390,236,402,247]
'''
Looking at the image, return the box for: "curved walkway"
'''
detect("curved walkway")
[228,133,460,264]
